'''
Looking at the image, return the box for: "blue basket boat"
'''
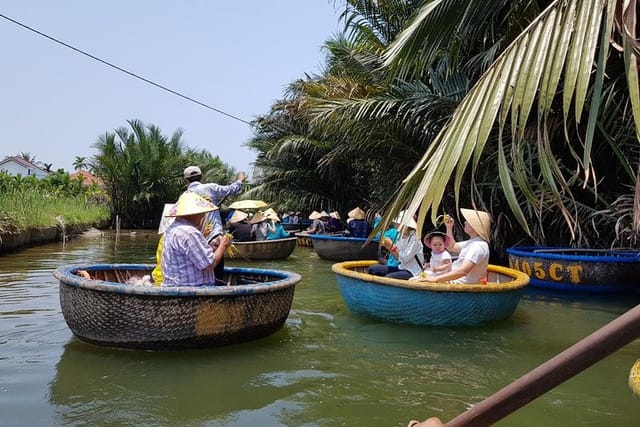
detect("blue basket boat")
[308,234,379,261]
[332,260,529,326]
[506,246,640,293]
[53,264,301,350]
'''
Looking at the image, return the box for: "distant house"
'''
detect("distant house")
[70,170,104,187]
[0,156,50,179]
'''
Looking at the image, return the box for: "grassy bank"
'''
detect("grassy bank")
[0,191,110,233]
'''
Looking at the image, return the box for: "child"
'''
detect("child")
[423,230,452,274]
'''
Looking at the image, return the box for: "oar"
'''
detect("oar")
[444,303,640,426]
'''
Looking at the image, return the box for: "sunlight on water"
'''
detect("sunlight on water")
[0,231,639,426]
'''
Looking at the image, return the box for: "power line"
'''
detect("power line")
[0,12,252,126]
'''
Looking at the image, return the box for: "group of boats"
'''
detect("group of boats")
[53,219,640,350]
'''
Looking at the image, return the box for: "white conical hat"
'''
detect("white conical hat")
[229,210,249,223]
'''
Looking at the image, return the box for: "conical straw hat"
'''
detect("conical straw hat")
[309,211,322,220]
[229,210,249,223]
[250,210,267,224]
[167,192,217,217]
[347,207,365,220]
[460,208,492,241]
[393,210,418,229]
[263,208,280,221]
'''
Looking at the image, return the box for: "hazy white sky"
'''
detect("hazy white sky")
[1,1,342,175]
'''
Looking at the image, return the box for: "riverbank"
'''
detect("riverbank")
[0,192,110,254]
[0,222,109,254]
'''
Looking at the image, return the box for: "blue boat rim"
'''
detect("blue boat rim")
[506,246,640,262]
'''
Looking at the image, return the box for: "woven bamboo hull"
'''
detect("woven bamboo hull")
[309,234,379,261]
[295,232,313,247]
[54,264,301,350]
[227,237,297,260]
[507,246,640,293]
[332,260,529,326]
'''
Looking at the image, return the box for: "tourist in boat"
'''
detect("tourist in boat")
[265,209,291,240]
[416,208,491,284]
[344,207,371,238]
[369,211,423,279]
[250,210,273,241]
[306,211,326,234]
[161,192,231,287]
[422,230,452,274]
[227,210,252,242]
[327,211,343,232]
[183,165,246,278]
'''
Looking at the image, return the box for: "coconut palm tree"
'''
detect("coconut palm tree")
[91,120,188,228]
[247,0,425,213]
[378,0,640,249]
[73,156,87,171]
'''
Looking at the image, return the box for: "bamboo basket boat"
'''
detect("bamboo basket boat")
[332,260,529,326]
[53,263,301,350]
[226,237,297,260]
[308,234,379,261]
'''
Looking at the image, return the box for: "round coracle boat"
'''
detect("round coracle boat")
[506,246,640,293]
[308,234,379,261]
[53,264,301,350]
[332,260,529,326]
[227,237,297,260]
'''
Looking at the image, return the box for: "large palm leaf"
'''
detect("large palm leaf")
[383,0,640,240]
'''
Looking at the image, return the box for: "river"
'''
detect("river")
[1,231,639,426]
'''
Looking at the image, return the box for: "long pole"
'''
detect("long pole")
[445,303,640,426]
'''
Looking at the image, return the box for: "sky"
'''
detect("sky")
[0,1,343,176]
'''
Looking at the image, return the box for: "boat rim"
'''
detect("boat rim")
[506,246,640,262]
[231,236,298,245]
[307,234,379,243]
[332,260,529,292]
[54,263,301,296]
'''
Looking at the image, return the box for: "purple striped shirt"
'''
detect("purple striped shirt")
[161,218,216,286]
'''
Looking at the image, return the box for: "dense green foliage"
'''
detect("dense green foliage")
[246,0,640,253]
[0,170,109,232]
[89,119,236,229]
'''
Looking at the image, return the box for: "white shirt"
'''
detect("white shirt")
[450,237,489,284]
[429,250,452,272]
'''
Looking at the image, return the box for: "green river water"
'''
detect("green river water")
[1,231,639,426]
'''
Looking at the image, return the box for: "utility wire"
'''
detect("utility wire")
[0,12,252,126]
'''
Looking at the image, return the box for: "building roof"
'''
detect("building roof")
[0,156,50,176]
[0,156,49,176]
[70,170,104,187]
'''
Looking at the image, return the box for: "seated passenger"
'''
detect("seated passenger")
[228,210,252,242]
[422,230,452,275]
[161,192,231,287]
[327,211,344,232]
[344,207,371,238]
[306,211,326,234]
[368,211,423,279]
[250,211,272,241]
[416,208,491,284]
[265,210,290,240]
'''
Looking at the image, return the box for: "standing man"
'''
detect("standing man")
[183,165,247,278]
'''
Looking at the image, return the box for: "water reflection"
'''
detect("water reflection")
[2,233,640,425]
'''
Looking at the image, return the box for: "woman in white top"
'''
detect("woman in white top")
[382,211,424,280]
[418,208,491,284]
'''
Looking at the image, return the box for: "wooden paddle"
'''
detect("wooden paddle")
[444,303,640,426]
